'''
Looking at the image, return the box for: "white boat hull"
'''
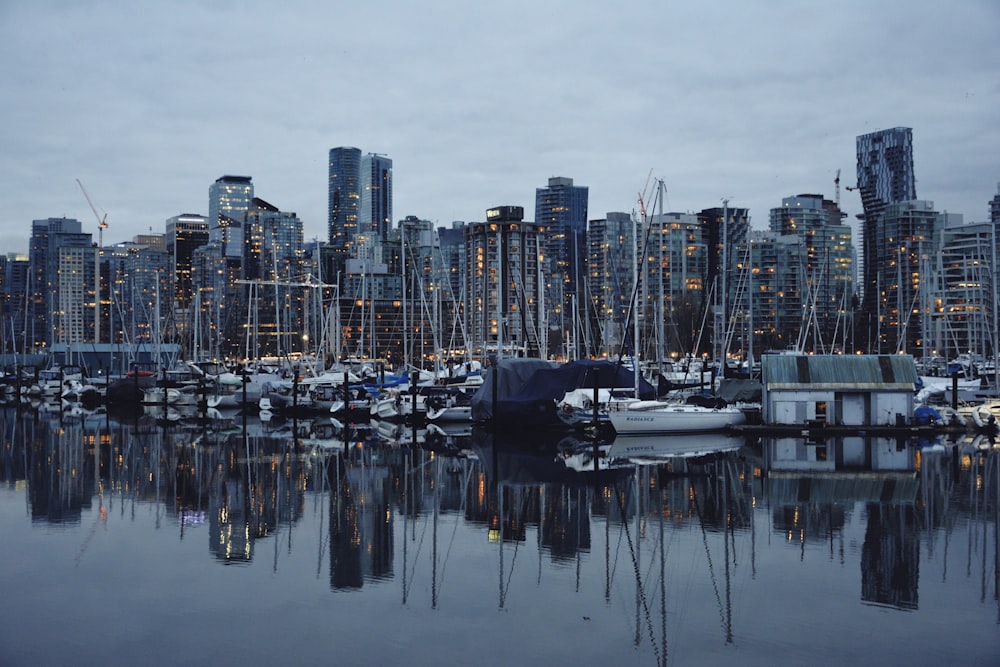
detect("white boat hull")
[609,403,746,435]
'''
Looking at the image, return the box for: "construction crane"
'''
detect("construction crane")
[834,169,841,209]
[76,179,108,346]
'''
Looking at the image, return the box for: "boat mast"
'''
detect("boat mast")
[656,179,665,377]
[633,212,640,396]
[496,222,503,361]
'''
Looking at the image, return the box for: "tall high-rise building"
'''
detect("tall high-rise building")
[465,206,544,358]
[768,194,854,351]
[989,182,1000,224]
[328,147,362,250]
[643,212,710,360]
[208,175,253,259]
[535,177,588,358]
[242,198,305,356]
[166,213,209,313]
[875,200,942,354]
[932,218,994,362]
[3,254,30,354]
[587,212,635,358]
[698,205,750,361]
[360,153,393,240]
[856,128,916,315]
[28,218,94,348]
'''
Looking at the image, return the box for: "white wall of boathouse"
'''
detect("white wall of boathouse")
[764,388,913,426]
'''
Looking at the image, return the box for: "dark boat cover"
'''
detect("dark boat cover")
[471,358,655,426]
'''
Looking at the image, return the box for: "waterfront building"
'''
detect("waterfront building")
[328,147,363,277]
[465,206,544,358]
[190,242,231,360]
[241,198,306,357]
[767,194,854,352]
[208,175,254,259]
[339,233,395,362]
[990,182,1000,224]
[433,222,468,360]
[873,200,943,355]
[166,213,209,348]
[698,205,750,361]
[855,128,916,318]
[761,353,917,426]
[641,212,710,362]
[1,254,29,354]
[535,177,589,359]
[587,212,635,359]
[103,242,171,346]
[930,217,996,364]
[360,153,393,240]
[328,147,362,246]
[29,218,94,349]
[733,231,806,354]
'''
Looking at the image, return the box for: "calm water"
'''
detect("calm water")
[0,406,997,667]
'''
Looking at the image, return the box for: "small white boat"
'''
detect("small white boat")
[608,400,746,435]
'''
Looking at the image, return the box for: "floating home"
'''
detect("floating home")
[760,354,917,427]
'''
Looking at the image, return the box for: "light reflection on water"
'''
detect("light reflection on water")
[0,406,998,666]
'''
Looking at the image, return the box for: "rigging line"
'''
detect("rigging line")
[613,472,663,666]
[691,482,727,640]
[500,488,531,603]
[617,209,656,365]
[438,461,474,593]
[401,491,431,602]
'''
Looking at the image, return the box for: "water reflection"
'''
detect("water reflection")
[1,407,998,663]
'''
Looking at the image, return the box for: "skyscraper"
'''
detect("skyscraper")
[328,147,362,250]
[208,175,254,259]
[243,198,305,356]
[856,127,916,319]
[360,153,393,240]
[166,213,209,313]
[767,194,854,352]
[535,177,589,358]
[465,206,544,358]
[28,218,93,348]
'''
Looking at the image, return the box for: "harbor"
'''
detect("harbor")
[0,403,997,666]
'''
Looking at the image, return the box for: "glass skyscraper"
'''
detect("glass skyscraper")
[534,176,589,358]
[361,153,393,240]
[856,127,916,321]
[208,175,253,259]
[328,147,362,248]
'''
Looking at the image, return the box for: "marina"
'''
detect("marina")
[0,404,997,666]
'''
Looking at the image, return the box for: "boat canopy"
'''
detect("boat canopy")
[472,358,655,425]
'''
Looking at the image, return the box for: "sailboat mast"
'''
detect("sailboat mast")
[632,213,640,395]
[496,222,503,361]
[656,179,665,375]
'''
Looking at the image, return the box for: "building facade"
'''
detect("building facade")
[360,153,393,240]
[465,207,544,358]
[535,177,589,359]
[587,212,635,360]
[856,128,916,319]
[767,194,854,353]
[208,175,254,259]
[328,147,362,252]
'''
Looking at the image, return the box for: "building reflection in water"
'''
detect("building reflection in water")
[1,406,997,627]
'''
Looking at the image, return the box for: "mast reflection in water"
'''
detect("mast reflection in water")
[0,408,997,666]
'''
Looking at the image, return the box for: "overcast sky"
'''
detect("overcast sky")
[1,0,997,254]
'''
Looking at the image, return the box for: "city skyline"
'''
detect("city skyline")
[1,2,998,254]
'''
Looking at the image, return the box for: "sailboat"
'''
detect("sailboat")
[607,398,746,435]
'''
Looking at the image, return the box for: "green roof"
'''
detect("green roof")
[761,354,918,386]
